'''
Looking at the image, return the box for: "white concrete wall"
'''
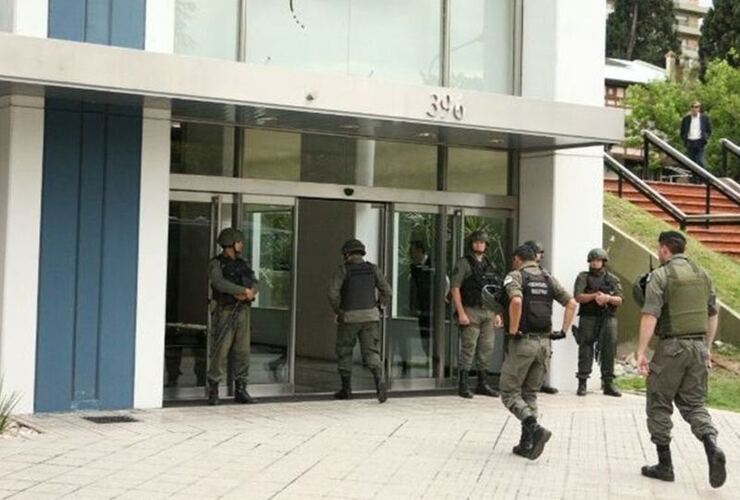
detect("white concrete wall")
[520,0,608,391]
[145,0,175,53]
[134,106,171,409]
[12,0,46,37]
[0,0,12,32]
[0,95,44,414]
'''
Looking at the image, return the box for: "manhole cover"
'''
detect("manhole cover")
[82,415,139,424]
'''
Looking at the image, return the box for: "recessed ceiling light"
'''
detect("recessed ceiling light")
[416,132,435,138]
[339,124,359,130]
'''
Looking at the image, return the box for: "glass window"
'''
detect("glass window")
[175,0,239,60]
[242,129,301,181]
[245,0,441,86]
[449,0,515,94]
[447,147,509,195]
[171,123,235,176]
[373,141,438,190]
[0,0,12,32]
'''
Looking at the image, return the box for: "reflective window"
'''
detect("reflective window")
[242,129,301,181]
[447,147,509,195]
[171,122,235,176]
[449,0,515,94]
[373,141,438,190]
[0,0,12,32]
[175,0,239,60]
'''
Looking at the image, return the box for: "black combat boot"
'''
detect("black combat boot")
[334,374,352,400]
[475,370,499,397]
[577,379,587,396]
[234,380,255,404]
[371,367,388,404]
[207,381,220,406]
[523,416,552,460]
[540,384,559,395]
[458,370,473,399]
[641,444,675,482]
[602,380,622,397]
[512,421,533,457]
[702,434,726,488]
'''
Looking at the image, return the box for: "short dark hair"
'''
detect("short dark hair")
[513,244,536,261]
[409,240,427,253]
[659,231,686,254]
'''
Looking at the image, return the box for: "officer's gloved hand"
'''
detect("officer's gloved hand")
[550,331,566,341]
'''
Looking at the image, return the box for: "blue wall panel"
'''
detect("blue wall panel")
[48,0,145,49]
[48,0,86,42]
[36,100,142,412]
[110,0,146,49]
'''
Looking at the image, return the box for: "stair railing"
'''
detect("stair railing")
[604,153,740,230]
[642,130,740,217]
[720,138,740,179]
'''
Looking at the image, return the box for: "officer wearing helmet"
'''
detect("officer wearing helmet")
[523,240,558,395]
[450,230,502,399]
[573,248,623,397]
[207,228,258,405]
[328,239,392,403]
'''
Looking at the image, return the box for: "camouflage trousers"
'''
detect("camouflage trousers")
[646,336,717,446]
[500,335,550,421]
[208,304,251,384]
[459,306,496,371]
[576,315,617,382]
[336,321,381,375]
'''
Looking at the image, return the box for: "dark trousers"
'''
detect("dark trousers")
[686,140,705,183]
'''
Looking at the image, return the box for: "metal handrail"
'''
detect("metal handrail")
[720,138,740,178]
[643,130,740,207]
[604,153,740,230]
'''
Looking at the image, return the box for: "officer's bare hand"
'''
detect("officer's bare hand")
[494,315,503,328]
[244,288,256,300]
[458,313,470,326]
[595,292,609,307]
[637,351,650,376]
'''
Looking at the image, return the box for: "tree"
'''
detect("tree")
[699,0,740,72]
[607,0,680,67]
[623,60,740,179]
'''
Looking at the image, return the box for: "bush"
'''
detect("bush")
[0,376,21,434]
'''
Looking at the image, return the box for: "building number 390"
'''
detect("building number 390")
[426,93,465,121]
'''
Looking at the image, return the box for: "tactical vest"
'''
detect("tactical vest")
[212,255,255,306]
[662,258,709,337]
[519,269,554,333]
[460,255,498,308]
[579,271,618,317]
[340,261,377,311]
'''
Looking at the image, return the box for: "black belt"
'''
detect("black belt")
[662,334,705,341]
[514,332,548,338]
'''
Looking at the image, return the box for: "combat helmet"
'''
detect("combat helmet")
[587,248,609,262]
[341,238,366,256]
[217,228,245,247]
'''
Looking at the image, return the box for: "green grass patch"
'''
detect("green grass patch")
[615,374,646,393]
[604,193,740,312]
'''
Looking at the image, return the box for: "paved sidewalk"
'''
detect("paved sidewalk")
[0,393,737,499]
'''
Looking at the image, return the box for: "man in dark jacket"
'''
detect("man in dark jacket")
[680,101,712,181]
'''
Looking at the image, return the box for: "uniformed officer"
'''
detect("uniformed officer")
[207,228,258,405]
[500,244,577,460]
[523,240,559,395]
[573,248,623,397]
[450,230,502,399]
[328,239,392,403]
[636,231,726,488]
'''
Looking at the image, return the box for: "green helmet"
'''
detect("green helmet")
[587,248,609,262]
[523,240,544,254]
[633,272,650,307]
[217,228,245,248]
[341,238,366,256]
[469,230,489,245]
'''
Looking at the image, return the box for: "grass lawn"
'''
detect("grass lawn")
[604,193,740,312]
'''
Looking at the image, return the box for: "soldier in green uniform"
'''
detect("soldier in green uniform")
[450,230,502,399]
[328,239,392,403]
[207,228,258,405]
[636,231,726,488]
[573,248,623,397]
[523,240,559,395]
[500,244,577,460]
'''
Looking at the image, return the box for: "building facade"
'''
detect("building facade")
[0,0,621,414]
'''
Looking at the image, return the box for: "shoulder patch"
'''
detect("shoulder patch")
[503,276,514,286]
[645,273,652,283]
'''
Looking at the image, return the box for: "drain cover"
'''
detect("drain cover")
[82,415,139,424]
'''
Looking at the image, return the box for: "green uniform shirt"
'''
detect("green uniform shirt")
[208,256,255,297]
[573,269,623,298]
[641,254,717,335]
[327,255,393,323]
[504,261,572,305]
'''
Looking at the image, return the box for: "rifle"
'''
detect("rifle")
[210,302,244,355]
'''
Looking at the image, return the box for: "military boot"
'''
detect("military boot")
[371,367,388,404]
[458,370,473,399]
[234,380,255,404]
[577,379,587,396]
[641,444,675,482]
[702,434,726,488]
[475,370,499,397]
[523,416,552,460]
[334,374,352,400]
[207,381,220,406]
[540,384,559,395]
[602,380,622,397]
[512,421,533,457]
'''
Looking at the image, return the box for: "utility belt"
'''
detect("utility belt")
[659,333,705,342]
[511,332,549,339]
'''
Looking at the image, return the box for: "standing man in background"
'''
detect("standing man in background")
[680,101,712,182]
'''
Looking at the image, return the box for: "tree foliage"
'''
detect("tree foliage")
[699,0,740,71]
[624,60,740,179]
[607,0,680,67]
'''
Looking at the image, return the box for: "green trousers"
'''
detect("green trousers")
[646,336,717,446]
[336,321,381,375]
[207,304,251,384]
[576,315,617,382]
[459,306,496,371]
[500,335,550,421]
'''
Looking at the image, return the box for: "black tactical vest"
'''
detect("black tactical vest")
[579,271,618,317]
[340,261,377,311]
[519,269,554,333]
[212,255,255,306]
[461,255,498,308]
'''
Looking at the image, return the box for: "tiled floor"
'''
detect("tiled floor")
[1,393,737,499]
